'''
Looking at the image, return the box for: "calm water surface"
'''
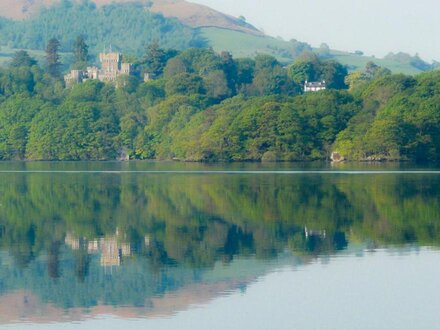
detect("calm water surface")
[0,162,439,330]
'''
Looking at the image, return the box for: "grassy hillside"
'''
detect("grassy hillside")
[330,50,422,75]
[0,47,46,66]
[200,27,311,63]
[0,27,425,75]
[0,1,431,75]
[0,46,73,68]
[201,27,424,74]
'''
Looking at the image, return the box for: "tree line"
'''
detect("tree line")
[0,37,439,162]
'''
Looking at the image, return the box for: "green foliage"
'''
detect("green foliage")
[384,52,432,71]
[71,35,89,70]
[165,73,205,96]
[288,53,348,89]
[163,48,242,100]
[0,95,44,159]
[10,50,37,68]
[167,91,359,161]
[0,45,439,163]
[0,6,433,76]
[334,72,440,161]
[136,94,209,159]
[345,62,392,93]
[0,1,205,55]
[138,42,177,78]
[200,27,312,63]
[45,38,62,78]
[0,168,439,308]
[26,80,119,160]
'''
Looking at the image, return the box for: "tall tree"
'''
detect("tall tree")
[141,42,176,78]
[73,35,89,68]
[45,38,62,78]
[10,51,37,68]
[220,51,238,94]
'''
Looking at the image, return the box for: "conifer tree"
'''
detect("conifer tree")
[10,50,37,68]
[45,38,62,78]
[73,35,89,66]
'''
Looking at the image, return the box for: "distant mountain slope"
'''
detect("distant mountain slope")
[0,2,204,53]
[0,0,262,35]
[150,0,261,35]
[0,0,431,74]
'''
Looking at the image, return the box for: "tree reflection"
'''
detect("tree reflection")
[48,241,62,279]
[0,170,438,308]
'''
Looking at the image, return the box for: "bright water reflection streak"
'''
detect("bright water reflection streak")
[0,163,439,329]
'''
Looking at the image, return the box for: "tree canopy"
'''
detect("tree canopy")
[0,46,439,163]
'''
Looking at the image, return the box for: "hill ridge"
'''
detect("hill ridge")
[0,0,263,35]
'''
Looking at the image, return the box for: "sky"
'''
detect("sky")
[189,0,439,62]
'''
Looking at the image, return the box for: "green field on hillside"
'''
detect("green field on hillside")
[0,28,425,76]
[0,46,73,67]
[330,50,422,75]
[201,27,423,74]
[0,47,46,66]
[200,27,307,63]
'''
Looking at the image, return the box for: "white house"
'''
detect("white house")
[304,80,326,92]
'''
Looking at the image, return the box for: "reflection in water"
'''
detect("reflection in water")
[65,231,133,267]
[0,163,439,325]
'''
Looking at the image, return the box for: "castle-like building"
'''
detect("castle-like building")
[65,230,135,267]
[64,52,133,87]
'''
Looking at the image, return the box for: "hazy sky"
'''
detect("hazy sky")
[189,0,438,62]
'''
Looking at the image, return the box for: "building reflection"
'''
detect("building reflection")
[65,230,148,267]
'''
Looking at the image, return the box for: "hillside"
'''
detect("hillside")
[150,0,261,35]
[200,27,312,63]
[0,0,261,35]
[0,0,432,74]
[329,50,423,75]
[0,2,205,54]
[201,27,425,74]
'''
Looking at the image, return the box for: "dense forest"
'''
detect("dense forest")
[0,38,440,162]
[0,1,205,54]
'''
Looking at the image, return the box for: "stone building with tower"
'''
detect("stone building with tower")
[64,52,133,87]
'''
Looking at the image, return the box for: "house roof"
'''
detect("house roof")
[304,81,326,87]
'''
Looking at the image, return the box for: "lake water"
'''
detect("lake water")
[0,162,439,330]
